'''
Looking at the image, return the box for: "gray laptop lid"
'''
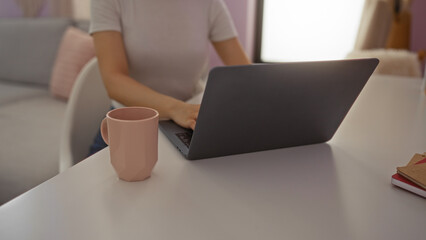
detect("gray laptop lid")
[162,58,379,160]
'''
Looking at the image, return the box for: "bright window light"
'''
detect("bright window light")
[261,0,365,62]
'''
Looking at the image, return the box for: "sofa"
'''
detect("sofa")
[0,18,90,205]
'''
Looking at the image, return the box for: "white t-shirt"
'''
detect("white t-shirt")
[90,0,237,102]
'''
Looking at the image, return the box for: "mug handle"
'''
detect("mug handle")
[100,118,109,145]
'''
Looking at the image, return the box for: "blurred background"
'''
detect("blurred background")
[0,0,425,205]
[0,0,425,70]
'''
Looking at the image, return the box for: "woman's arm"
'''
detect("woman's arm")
[212,37,252,65]
[93,31,199,129]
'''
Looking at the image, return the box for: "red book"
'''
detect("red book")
[391,173,426,198]
[397,158,426,189]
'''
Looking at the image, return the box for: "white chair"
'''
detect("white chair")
[422,62,426,94]
[59,58,111,172]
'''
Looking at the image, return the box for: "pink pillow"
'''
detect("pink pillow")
[50,27,95,100]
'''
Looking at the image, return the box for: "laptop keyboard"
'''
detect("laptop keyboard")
[175,132,193,148]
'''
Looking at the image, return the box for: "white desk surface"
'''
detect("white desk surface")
[1,75,425,240]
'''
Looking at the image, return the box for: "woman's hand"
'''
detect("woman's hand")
[169,102,200,130]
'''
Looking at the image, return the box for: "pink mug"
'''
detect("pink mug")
[101,107,159,181]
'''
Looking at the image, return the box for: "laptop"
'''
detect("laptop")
[160,58,379,160]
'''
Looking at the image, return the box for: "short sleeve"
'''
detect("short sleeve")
[89,0,122,34]
[208,0,238,42]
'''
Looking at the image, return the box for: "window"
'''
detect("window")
[255,0,365,62]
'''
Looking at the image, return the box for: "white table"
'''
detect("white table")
[1,75,425,240]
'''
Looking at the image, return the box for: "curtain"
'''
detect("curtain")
[386,0,412,49]
[354,0,413,50]
[353,0,393,50]
[14,0,46,17]
[14,0,73,18]
[48,0,73,18]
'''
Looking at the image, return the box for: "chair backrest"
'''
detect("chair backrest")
[59,58,111,172]
[422,62,426,94]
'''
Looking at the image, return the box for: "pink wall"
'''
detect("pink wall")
[410,0,426,52]
[209,0,256,68]
[0,0,23,17]
[410,0,426,73]
[0,0,50,17]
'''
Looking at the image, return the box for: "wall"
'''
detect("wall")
[210,0,256,67]
[410,0,426,53]
[0,0,55,17]
[411,0,426,73]
[0,0,22,17]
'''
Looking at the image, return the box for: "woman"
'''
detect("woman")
[90,0,251,153]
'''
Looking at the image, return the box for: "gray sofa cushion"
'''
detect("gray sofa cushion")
[0,95,66,204]
[0,80,48,106]
[0,18,72,86]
